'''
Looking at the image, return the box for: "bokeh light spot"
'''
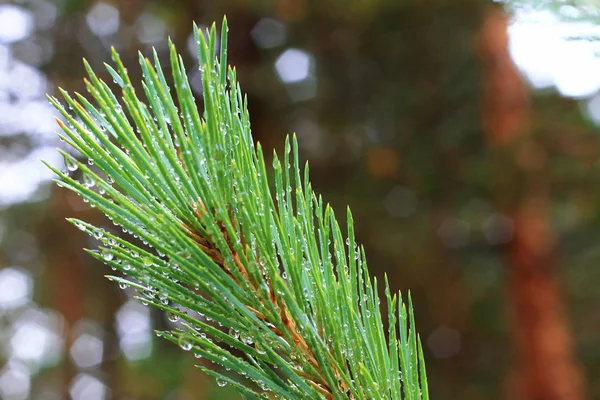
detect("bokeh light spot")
[251,18,286,49]
[0,361,30,400]
[135,12,166,45]
[509,9,600,98]
[275,48,312,83]
[482,213,514,245]
[437,217,470,249]
[70,333,104,369]
[0,267,32,310]
[0,5,33,44]
[427,325,461,359]
[366,147,399,178]
[86,3,120,37]
[8,308,64,369]
[69,373,108,400]
[115,300,152,361]
[384,186,417,218]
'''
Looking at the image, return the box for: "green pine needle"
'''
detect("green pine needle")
[46,18,428,400]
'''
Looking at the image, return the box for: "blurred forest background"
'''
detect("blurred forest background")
[1,0,600,399]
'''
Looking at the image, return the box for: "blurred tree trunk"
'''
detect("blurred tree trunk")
[40,189,86,394]
[479,6,586,400]
[41,188,123,395]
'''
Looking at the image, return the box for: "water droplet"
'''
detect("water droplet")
[102,249,114,261]
[255,342,266,355]
[83,173,96,188]
[240,332,253,345]
[228,328,240,340]
[64,154,78,172]
[143,286,155,300]
[179,336,192,351]
[216,378,227,387]
[167,312,179,322]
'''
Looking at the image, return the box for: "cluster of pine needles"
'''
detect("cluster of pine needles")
[45,18,428,400]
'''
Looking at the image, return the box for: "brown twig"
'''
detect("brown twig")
[186,199,342,398]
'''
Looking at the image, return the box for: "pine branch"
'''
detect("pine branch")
[45,18,428,399]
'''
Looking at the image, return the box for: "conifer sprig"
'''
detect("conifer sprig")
[46,18,428,399]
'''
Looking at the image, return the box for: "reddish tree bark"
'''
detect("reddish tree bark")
[479,6,586,400]
[40,190,87,394]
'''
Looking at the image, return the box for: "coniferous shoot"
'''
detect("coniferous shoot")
[45,18,428,400]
